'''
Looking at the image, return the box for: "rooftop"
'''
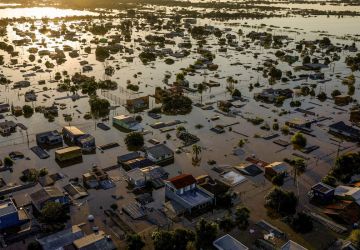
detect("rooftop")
[63,126,85,136]
[146,144,173,158]
[311,182,335,194]
[167,174,197,189]
[280,240,308,250]
[0,199,17,217]
[178,187,213,207]
[213,234,249,250]
[73,231,114,250]
[30,186,64,207]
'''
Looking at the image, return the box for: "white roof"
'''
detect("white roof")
[213,234,248,250]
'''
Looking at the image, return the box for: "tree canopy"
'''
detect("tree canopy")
[265,187,298,216]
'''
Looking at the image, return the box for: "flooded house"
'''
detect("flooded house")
[36,130,63,147]
[165,174,214,215]
[329,121,360,141]
[334,94,351,106]
[13,80,30,89]
[112,115,142,131]
[0,120,16,136]
[82,166,114,189]
[145,144,174,166]
[29,186,70,211]
[0,103,10,113]
[264,162,290,179]
[0,198,29,230]
[126,96,149,113]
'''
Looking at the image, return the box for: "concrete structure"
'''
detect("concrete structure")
[165,174,214,215]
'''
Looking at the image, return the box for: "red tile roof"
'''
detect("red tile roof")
[167,174,196,189]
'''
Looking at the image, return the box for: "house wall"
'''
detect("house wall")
[0,211,20,230]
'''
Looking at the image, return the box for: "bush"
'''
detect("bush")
[289,212,313,233]
[4,157,13,167]
[125,132,144,151]
[291,132,307,149]
[23,105,34,118]
[322,175,337,187]
[272,173,285,186]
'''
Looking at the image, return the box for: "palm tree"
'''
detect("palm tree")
[192,144,201,160]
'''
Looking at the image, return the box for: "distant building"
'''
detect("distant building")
[350,108,360,123]
[329,121,360,141]
[334,95,351,106]
[30,186,70,211]
[285,118,312,130]
[36,130,63,146]
[126,96,149,113]
[82,166,114,189]
[0,103,10,113]
[145,144,174,166]
[165,174,214,215]
[264,162,289,178]
[37,225,115,250]
[213,234,248,250]
[0,120,16,136]
[112,115,142,131]
[73,230,116,250]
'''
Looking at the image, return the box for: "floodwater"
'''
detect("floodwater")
[0,7,97,18]
[0,5,359,222]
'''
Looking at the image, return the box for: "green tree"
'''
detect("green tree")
[126,234,145,250]
[40,202,69,225]
[125,132,144,151]
[235,206,250,230]
[4,157,13,167]
[27,241,42,250]
[173,228,195,250]
[289,212,313,233]
[272,173,285,186]
[265,187,298,216]
[218,215,234,232]
[195,218,218,250]
[152,231,174,250]
[192,144,201,160]
[23,105,34,118]
[322,175,337,187]
[291,132,307,149]
[89,96,110,118]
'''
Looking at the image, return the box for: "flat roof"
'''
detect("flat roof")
[55,146,81,154]
[213,234,249,250]
[178,188,212,207]
[281,240,308,250]
[63,126,84,136]
[73,231,106,249]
